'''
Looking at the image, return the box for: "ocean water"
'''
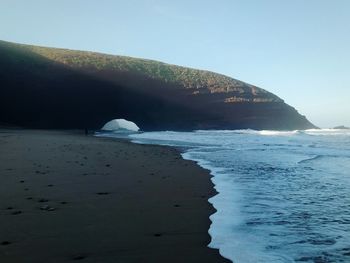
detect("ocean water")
[102,129,350,263]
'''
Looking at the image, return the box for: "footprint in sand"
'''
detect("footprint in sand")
[72,255,86,260]
[96,192,110,195]
[11,210,22,215]
[40,205,56,211]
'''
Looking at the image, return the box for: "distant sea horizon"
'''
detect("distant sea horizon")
[98,128,350,263]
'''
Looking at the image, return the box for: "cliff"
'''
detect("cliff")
[0,40,316,130]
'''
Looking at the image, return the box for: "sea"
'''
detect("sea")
[99,129,350,263]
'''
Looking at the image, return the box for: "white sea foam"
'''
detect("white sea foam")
[303,128,350,136]
[193,128,350,137]
[182,151,294,263]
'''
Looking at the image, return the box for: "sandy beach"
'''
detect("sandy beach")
[0,129,229,263]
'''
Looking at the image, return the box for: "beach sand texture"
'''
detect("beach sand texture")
[0,130,229,263]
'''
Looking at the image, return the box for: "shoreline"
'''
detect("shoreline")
[0,129,229,262]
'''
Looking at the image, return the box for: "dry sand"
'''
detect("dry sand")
[0,129,229,263]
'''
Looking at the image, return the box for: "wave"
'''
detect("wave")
[297,155,324,164]
[194,129,299,136]
[182,151,296,263]
[193,129,350,137]
[303,129,350,136]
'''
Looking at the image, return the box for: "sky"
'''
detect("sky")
[1,0,349,128]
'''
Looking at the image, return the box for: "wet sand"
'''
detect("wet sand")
[0,129,229,263]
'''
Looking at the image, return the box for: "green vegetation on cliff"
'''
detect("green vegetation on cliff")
[19,42,280,100]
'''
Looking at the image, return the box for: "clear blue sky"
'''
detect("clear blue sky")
[1,0,349,128]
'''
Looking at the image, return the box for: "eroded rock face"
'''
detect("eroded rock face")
[0,40,316,131]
